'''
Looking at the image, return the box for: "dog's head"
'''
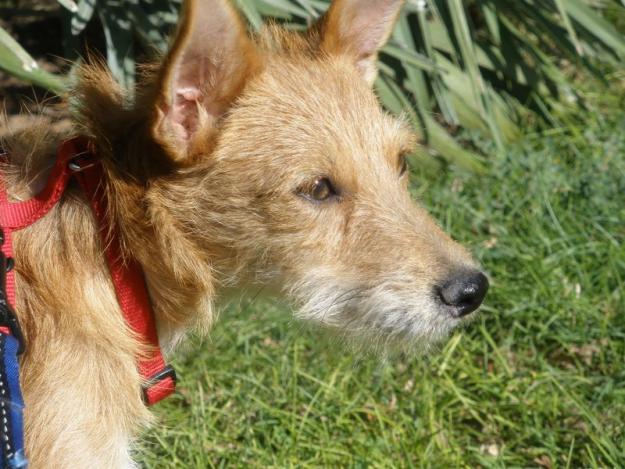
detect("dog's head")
[149,0,488,349]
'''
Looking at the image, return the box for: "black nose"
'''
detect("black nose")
[437,271,489,317]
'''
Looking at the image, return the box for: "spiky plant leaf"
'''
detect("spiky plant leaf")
[70,0,97,35]
[4,0,625,171]
[0,26,66,94]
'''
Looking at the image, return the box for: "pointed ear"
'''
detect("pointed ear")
[152,0,260,160]
[318,0,404,84]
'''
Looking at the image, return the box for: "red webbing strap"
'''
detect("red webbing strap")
[0,138,175,405]
[68,139,175,405]
[0,144,75,311]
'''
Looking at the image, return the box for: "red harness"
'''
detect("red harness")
[0,137,175,405]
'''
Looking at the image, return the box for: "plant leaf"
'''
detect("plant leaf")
[57,0,79,13]
[98,5,135,89]
[0,27,66,93]
[562,0,625,57]
[71,0,98,36]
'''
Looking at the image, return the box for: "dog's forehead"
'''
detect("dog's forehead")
[260,57,382,120]
[240,56,414,163]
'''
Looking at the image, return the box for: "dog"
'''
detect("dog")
[1,0,488,466]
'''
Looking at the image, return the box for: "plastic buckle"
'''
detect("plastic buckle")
[68,152,98,172]
[141,365,176,404]
[0,231,24,355]
[0,298,24,356]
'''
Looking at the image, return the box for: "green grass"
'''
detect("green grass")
[136,75,625,467]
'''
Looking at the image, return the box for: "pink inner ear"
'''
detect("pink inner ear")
[350,17,382,56]
[178,86,202,102]
[349,5,397,56]
[168,86,202,140]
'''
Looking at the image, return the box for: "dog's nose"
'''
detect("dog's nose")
[437,271,489,317]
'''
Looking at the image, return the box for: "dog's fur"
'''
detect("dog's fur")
[1,0,483,466]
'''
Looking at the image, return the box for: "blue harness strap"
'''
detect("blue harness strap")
[0,243,27,468]
[0,334,26,468]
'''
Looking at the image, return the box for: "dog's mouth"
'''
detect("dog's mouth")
[288,272,486,353]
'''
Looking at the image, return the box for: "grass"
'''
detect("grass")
[136,74,625,467]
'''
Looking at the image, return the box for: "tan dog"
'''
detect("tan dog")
[1,0,488,466]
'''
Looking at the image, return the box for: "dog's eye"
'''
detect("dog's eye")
[299,177,338,202]
[399,154,409,177]
[310,178,336,201]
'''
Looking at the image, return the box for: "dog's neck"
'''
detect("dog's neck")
[4,124,221,351]
[98,134,219,349]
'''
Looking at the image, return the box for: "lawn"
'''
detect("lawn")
[135,75,625,467]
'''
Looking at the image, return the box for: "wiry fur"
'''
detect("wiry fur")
[0,0,483,466]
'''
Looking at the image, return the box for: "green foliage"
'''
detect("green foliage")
[62,0,182,88]
[137,80,625,467]
[1,0,625,169]
[0,23,66,93]
[0,0,181,91]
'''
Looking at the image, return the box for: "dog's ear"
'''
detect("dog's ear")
[317,0,404,84]
[152,0,260,160]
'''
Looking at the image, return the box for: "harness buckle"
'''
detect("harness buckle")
[141,365,177,404]
[68,152,97,172]
[0,250,25,355]
[0,299,24,356]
